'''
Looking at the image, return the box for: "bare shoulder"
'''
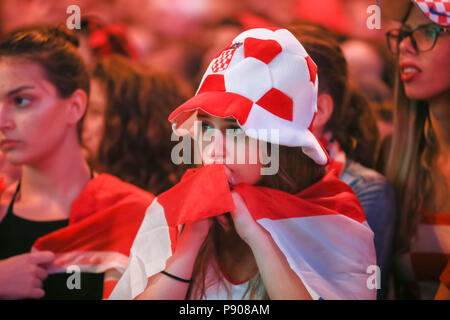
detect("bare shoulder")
[0,181,19,223]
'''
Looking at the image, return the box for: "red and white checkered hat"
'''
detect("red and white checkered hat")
[168,28,329,165]
[413,0,450,26]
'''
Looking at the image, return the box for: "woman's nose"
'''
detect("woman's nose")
[0,104,15,131]
[209,130,227,160]
[201,128,228,164]
[398,35,417,55]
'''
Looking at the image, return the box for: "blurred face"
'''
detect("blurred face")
[82,79,107,159]
[0,57,74,165]
[341,40,384,81]
[196,111,263,186]
[398,6,450,100]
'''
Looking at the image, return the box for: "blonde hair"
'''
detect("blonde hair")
[385,69,440,254]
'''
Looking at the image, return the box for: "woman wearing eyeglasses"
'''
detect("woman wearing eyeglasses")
[385,0,450,299]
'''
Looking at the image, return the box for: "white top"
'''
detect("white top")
[188,258,265,300]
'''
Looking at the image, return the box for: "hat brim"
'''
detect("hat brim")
[168,91,329,165]
[168,91,254,132]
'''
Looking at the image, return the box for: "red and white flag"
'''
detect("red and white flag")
[110,164,376,300]
[31,174,154,298]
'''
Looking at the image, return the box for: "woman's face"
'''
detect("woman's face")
[82,78,107,159]
[399,6,450,100]
[0,57,74,165]
[196,111,263,186]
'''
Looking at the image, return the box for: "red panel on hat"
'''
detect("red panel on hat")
[305,56,317,85]
[244,37,282,64]
[197,74,226,95]
[265,27,283,32]
[168,91,254,126]
[256,88,293,121]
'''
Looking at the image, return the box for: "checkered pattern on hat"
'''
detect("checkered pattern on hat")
[414,0,450,26]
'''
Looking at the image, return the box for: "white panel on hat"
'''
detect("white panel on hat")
[273,29,309,56]
[312,75,318,113]
[269,51,310,99]
[243,102,307,144]
[242,103,327,165]
[232,28,309,57]
[224,57,272,102]
[292,82,315,128]
[232,28,276,43]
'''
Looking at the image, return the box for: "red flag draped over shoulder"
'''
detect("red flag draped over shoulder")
[32,174,154,299]
[110,164,376,300]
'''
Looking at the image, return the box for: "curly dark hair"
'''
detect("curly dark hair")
[91,55,190,194]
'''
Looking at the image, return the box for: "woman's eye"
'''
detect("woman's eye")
[424,28,437,39]
[14,96,30,108]
[229,126,243,134]
[201,122,213,132]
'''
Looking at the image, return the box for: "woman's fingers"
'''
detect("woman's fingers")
[224,165,235,186]
[32,277,43,289]
[29,251,55,265]
[35,266,48,281]
[29,288,45,299]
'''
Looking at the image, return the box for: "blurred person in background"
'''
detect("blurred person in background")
[290,23,396,299]
[76,16,140,71]
[0,26,153,299]
[144,38,202,94]
[83,55,189,194]
[384,0,450,299]
[340,38,396,173]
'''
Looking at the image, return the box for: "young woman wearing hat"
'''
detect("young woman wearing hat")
[385,0,450,299]
[110,28,376,300]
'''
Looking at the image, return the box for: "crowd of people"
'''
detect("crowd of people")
[0,0,448,300]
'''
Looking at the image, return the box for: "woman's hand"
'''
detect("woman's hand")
[230,191,268,245]
[173,218,212,259]
[0,251,55,299]
[136,218,212,300]
[179,218,212,243]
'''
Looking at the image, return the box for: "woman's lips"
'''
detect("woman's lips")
[0,139,20,150]
[400,63,422,82]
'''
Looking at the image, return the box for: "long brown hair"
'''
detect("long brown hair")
[187,145,325,299]
[385,70,438,254]
[92,56,190,194]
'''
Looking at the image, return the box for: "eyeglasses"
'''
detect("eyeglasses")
[386,24,450,54]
